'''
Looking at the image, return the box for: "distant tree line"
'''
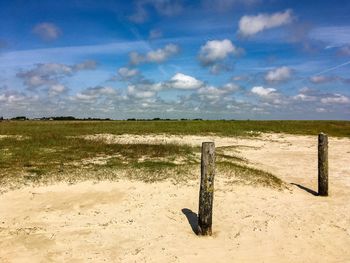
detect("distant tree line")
[0,116,111,121]
[0,116,239,122]
[126,118,203,121]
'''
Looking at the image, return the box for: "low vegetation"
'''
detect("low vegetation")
[1,120,348,192]
[1,120,350,137]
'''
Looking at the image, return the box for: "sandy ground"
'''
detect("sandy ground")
[1,133,350,262]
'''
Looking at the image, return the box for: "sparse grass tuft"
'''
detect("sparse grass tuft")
[218,161,285,189]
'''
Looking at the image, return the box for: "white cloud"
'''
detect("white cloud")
[293,93,317,102]
[129,44,180,65]
[118,67,139,79]
[309,75,336,84]
[238,9,293,36]
[32,22,61,41]
[168,73,203,90]
[129,52,145,65]
[198,39,239,65]
[49,84,67,96]
[222,82,240,92]
[197,82,239,101]
[75,93,97,101]
[295,88,350,105]
[147,44,179,62]
[250,86,285,105]
[74,86,117,101]
[0,90,35,105]
[127,85,156,99]
[17,61,97,89]
[251,86,276,97]
[265,66,292,83]
[321,94,350,104]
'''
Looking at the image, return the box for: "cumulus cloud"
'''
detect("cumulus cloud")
[74,86,118,102]
[309,75,335,84]
[122,72,204,102]
[321,94,350,104]
[17,63,71,88]
[238,9,294,36]
[197,82,240,102]
[32,22,61,41]
[168,73,203,90]
[199,39,240,65]
[118,67,140,79]
[147,44,179,62]
[0,92,26,103]
[129,44,180,65]
[250,86,285,105]
[198,39,242,73]
[129,52,145,65]
[48,84,67,97]
[127,85,157,99]
[293,93,317,102]
[265,66,292,83]
[251,86,276,97]
[17,60,97,89]
[0,88,39,111]
[293,87,350,106]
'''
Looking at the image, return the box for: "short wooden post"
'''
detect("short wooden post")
[198,142,215,236]
[318,133,328,196]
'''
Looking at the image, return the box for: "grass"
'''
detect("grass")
[217,161,284,189]
[1,119,348,192]
[0,120,350,137]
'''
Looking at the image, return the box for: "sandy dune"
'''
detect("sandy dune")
[1,133,350,262]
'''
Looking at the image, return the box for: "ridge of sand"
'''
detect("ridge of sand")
[1,133,349,262]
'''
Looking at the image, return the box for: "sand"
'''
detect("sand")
[1,133,349,262]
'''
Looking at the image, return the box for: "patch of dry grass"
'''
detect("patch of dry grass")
[0,121,291,192]
[218,161,285,189]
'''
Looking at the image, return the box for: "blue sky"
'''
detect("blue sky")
[1,0,350,119]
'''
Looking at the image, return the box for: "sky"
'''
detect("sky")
[0,0,350,120]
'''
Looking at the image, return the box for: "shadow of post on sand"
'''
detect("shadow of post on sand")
[181,208,198,235]
[291,183,318,196]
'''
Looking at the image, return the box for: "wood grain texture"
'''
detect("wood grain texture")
[198,142,215,235]
[318,133,328,196]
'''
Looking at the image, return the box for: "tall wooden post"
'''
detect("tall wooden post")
[318,133,328,196]
[198,142,215,236]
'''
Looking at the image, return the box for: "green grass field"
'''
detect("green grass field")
[0,120,349,192]
[1,120,350,137]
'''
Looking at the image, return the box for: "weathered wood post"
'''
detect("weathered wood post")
[198,142,215,236]
[318,133,328,196]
